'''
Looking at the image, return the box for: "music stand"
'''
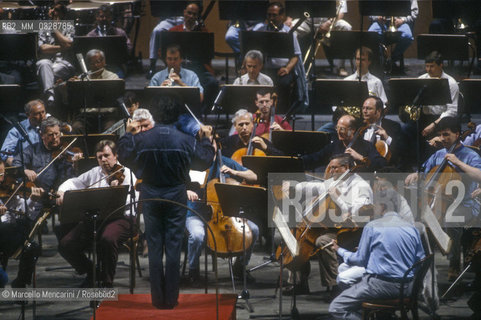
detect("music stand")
[73,35,128,65]
[67,79,125,110]
[284,0,336,17]
[0,85,22,113]
[60,185,128,317]
[240,31,294,60]
[460,79,481,116]
[328,31,381,60]
[159,31,215,61]
[432,0,481,22]
[218,0,268,21]
[417,34,471,61]
[388,78,451,108]
[144,86,202,116]
[215,182,267,311]
[271,130,331,157]
[358,0,411,17]
[216,85,279,114]
[241,156,304,188]
[313,79,369,107]
[149,0,188,18]
[0,33,37,61]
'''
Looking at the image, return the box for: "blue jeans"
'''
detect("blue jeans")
[369,21,413,62]
[141,184,187,307]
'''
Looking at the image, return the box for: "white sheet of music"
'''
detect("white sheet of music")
[273,206,299,257]
[422,204,452,255]
[189,170,207,185]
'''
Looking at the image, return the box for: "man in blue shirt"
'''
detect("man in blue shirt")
[117,96,214,309]
[405,116,481,280]
[149,44,204,103]
[329,188,425,320]
[1,100,47,165]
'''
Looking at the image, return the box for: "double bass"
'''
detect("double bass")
[206,142,253,257]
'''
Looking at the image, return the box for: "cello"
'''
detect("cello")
[205,141,253,257]
[231,111,266,165]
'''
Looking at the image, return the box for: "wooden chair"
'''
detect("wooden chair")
[362,254,434,320]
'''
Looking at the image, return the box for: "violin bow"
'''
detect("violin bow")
[87,165,125,188]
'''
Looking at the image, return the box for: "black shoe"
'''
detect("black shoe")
[11,278,26,289]
[232,263,256,284]
[153,301,178,309]
[186,269,202,287]
[283,284,310,296]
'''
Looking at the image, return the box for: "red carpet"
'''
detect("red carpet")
[93,293,237,320]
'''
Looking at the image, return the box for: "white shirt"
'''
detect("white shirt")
[344,71,388,106]
[58,165,138,216]
[1,197,38,223]
[418,71,459,118]
[233,72,274,86]
[363,120,393,146]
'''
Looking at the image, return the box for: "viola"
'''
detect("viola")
[205,140,253,257]
[231,111,267,165]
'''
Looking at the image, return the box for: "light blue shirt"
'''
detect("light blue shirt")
[337,212,425,279]
[422,144,481,216]
[1,119,40,161]
[149,67,204,94]
[463,124,481,147]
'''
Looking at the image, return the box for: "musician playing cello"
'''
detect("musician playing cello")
[220,109,283,159]
[284,154,373,296]
[0,159,44,289]
[302,115,387,172]
[405,117,481,281]
[253,88,292,137]
[55,140,137,288]
[361,96,402,166]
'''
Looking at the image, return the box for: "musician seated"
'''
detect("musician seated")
[361,96,402,167]
[36,3,75,109]
[149,44,204,102]
[284,154,373,296]
[344,47,387,107]
[169,1,219,115]
[0,159,43,288]
[225,20,263,68]
[56,140,137,288]
[368,0,418,74]
[220,109,283,158]
[103,91,141,136]
[303,114,387,172]
[463,123,481,147]
[233,50,273,86]
[254,88,292,136]
[329,188,425,319]
[1,100,47,166]
[252,2,308,108]
[87,4,133,78]
[405,117,481,281]
[185,155,258,285]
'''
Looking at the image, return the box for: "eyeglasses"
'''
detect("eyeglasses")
[335,126,350,133]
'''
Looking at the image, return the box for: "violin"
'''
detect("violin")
[231,111,267,165]
[51,140,83,163]
[107,164,125,185]
[205,140,253,257]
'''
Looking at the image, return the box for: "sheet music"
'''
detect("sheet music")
[189,170,207,185]
[422,204,452,255]
[272,206,299,257]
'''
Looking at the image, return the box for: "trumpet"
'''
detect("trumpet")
[387,16,398,33]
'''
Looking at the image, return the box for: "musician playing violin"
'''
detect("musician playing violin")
[302,115,387,171]
[361,96,402,166]
[285,154,373,296]
[254,88,292,136]
[405,117,481,281]
[0,159,44,289]
[56,140,137,288]
[12,117,77,220]
[221,109,283,159]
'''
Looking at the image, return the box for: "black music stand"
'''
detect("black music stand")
[216,85,280,114]
[241,156,304,188]
[271,130,331,157]
[67,79,125,109]
[284,0,336,17]
[218,0,268,21]
[459,79,481,117]
[389,78,451,108]
[60,185,128,317]
[159,31,215,61]
[432,0,481,23]
[215,183,267,312]
[417,34,474,77]
[358,0,411,17]
[144,86,202,116]
[73,35,128,65]
[0,85,22,114]
[240,31,294,60]
[0,33,37,61]
[149,0,188,18]
[328,31,381,60]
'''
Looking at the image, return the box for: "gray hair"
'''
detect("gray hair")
[24,99,44,114]
[244,50,263,63]
[40,116,60,133]
[132,108,155,125]
[232,109,253,124]
[86,49,105,63]
[374,188,401,214]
